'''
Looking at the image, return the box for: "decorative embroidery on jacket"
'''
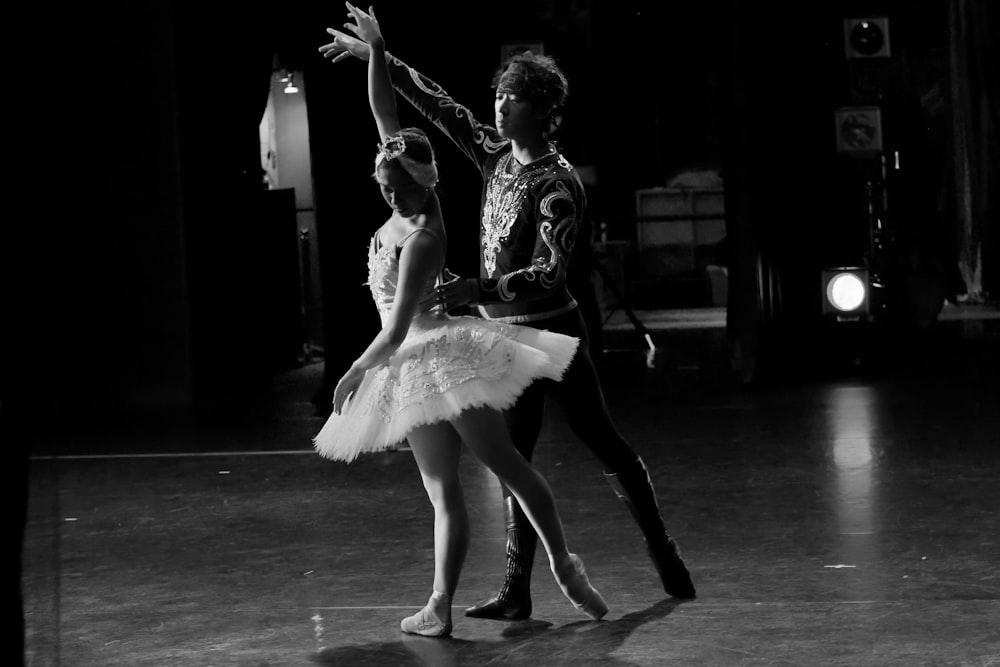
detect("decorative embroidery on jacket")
[404,65,507,154]
[489,219,560,302]
[540,181,572,219]
[531,221,561,286]
[482,153,548,275]
[538,180,577,263]
[495,269,536,302]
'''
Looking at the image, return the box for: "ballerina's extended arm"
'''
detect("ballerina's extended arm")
[343,3,399,140]
[331,3,442,414]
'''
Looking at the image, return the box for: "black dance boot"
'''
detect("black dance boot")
[464,496,537,619]
[605,456,696,599]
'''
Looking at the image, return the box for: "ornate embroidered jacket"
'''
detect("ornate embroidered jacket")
[387,55,585,324]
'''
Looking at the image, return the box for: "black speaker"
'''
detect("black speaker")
[843,17,891,59]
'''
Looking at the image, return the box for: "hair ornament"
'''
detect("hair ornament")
[373,133,439,188]
[376,135,407,163]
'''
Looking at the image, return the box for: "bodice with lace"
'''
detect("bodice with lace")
[366,228,444,324]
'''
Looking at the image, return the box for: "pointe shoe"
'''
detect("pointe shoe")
[552,553,608,620]
[400,593,453,637]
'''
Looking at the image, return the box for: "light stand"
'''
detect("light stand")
[593,227,656,367]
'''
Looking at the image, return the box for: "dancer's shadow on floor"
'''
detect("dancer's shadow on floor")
[311,597,686,666]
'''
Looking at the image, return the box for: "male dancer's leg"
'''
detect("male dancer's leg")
[464,381,547,619]
[548,309,697,598]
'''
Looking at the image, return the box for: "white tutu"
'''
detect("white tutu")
[313,312,578,462]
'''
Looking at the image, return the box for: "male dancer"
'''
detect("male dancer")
[321,7,695,620]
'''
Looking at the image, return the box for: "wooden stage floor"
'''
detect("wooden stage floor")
[21,309,1000,666]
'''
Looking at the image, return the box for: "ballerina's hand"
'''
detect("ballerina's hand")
[332,367,365,415]
[343,3,383,48]
[318,27,370,63]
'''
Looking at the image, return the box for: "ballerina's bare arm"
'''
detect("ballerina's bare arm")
[342,3,399,140]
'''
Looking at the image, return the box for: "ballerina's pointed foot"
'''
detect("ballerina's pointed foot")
[400,592,453,637]
[552,553,608,620]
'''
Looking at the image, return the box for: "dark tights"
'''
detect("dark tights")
[502,307,638,479]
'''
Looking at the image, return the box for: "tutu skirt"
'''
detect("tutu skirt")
[313,312,578,462]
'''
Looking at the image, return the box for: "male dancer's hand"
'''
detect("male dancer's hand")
[319,2,374,65]
[435,276,479,311]
[319,26,370,63]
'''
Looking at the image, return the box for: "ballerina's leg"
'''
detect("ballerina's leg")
[401,422,468,636]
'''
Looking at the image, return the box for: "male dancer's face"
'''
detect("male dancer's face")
[495,91,542,143]
[494,63,546,143]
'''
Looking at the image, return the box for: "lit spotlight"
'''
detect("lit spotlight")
[828,274,865,311]
[822,267,869,319]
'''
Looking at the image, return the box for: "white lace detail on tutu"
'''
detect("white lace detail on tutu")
[363,324,518,423]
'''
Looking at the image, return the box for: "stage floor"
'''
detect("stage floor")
[22,312,1000,666]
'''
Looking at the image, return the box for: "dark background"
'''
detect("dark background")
[4,0,996,426]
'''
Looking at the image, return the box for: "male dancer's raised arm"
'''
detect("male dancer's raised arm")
[321,21,504,178]
[320,19,581,315]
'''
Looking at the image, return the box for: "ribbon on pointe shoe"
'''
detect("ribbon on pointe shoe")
[400,591,453,637]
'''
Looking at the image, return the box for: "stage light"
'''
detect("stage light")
[282,72,299,94]
[828,273,865,311]
[850,21,883,55]
[834,106,882,156]
[822,268,869,318]
[843,17,891,59]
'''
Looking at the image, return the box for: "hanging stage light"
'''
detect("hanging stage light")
[843,17,891,59]
[822,267,870,319]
